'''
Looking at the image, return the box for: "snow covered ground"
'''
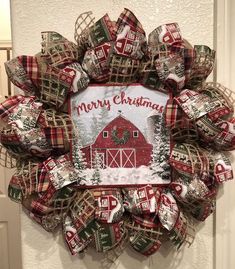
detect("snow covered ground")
[81,166,171,186]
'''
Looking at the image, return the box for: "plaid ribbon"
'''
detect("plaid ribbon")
[41,31,80,66]
[165,98,181,127]
[0,95,24,120]
[5,57,37,95]
[116,8,145,35]
[70,191,100,244]
[0,129,25,156]
[185,45,216,89]
[182,39,195,82]
[19,55,40,88]
[140,60,166,91]
[108,55,140,83]
[114,8,146,60]
[44,127,66,152]
[170,211,195,249]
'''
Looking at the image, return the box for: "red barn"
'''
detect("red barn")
[81,115,153,168]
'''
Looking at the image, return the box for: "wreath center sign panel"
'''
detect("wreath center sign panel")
[70,84,170,186]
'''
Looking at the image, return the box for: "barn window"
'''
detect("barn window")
[103,131,109,138]
[133,131,139,138]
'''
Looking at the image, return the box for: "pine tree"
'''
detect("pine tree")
[72,138,87,181]
[90,113,100,141]
[97,106,110,131]
[76,116,89,146]
[91,151,103,185]
[150,112,171,181]
[90,88,111,142]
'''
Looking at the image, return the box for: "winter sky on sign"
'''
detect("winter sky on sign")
[71,84,169,146]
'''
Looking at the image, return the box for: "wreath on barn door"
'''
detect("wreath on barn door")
[0,8,234,261]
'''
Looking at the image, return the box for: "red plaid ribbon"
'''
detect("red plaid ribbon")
[19,55,40,88]
[0,95,24,120]
[5,57,37,95]
[114,8,146,60]
[0,129,23,155]
[44,127,65,151]
[165,98,181,127]
[116,8,145,34]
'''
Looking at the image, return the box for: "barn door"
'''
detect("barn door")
[107,149,121,167]
[106,148,136,168]
[121,149,136,168]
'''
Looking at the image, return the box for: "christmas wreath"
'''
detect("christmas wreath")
[111,129,130,145]
[0,8,234,260]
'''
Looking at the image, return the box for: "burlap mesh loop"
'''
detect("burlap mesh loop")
[74,11,95,50]
[201,82,235,113]
[170,213,195,249]
[40,66,72,110]
[186,45,216,89]
[41,109,75,141]
[0,144,17,168]
[125,217,163,237]
[15,161,40,197]
[70,190,96,226]
[41,31,80,66]
[109,55,140,84]
[171,119,199,142]
[102,235,128,268]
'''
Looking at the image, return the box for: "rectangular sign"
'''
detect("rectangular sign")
[70,84,170,186]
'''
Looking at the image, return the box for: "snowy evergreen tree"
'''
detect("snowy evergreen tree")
[91,151,103,185]
[150,112,171,182]
[75,116,89,146]
[89,88,111,142]
[72,138,87,182]
[90,113,100,142]
[97,106,110,131]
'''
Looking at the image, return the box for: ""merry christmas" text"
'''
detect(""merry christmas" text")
[76,91,164,115]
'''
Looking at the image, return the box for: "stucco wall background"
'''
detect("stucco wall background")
[10,0,214,268]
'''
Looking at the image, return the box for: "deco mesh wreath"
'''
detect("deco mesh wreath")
[1,8,234,258]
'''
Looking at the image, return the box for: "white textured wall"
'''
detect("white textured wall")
[10,0,214,269]
[0,0,11,41]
